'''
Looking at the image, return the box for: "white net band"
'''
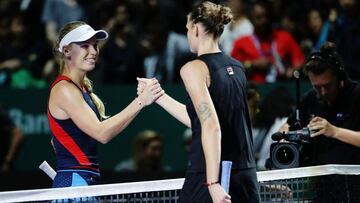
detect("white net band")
[1,164,360,203]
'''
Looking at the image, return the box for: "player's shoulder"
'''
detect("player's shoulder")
[181,59,207,76]
[180,60,209,85]
[51,80,82,101]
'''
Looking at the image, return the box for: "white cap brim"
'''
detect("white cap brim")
[58,24,108,52]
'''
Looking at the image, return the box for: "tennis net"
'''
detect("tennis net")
[1,164,360,203]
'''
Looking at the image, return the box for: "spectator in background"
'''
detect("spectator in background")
[231,0,304,83]
[0,104,24,172]
[336,0,360,79]
[143,0,195,83]
[114,130,170,173]
[252,86,294,170]
[220,0,253,54]
[129,0,172,36]
[130,0,193,84]
[42,0,87,44]
[165,31,195,83]
[305,8,338,52]
[164,0,196,83]
[0,14,13,87]
[142,22,170,82]
[0,12,47,88]
[300,7,338,57]
[101,22,145,84]
[100,3,145,84]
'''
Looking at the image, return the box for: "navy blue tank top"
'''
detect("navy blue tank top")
[186,52,256,172]
[47,75,100,172]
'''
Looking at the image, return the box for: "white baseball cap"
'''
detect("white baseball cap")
[58,24,108,53]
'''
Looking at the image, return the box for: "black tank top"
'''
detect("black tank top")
[186,52,256,172]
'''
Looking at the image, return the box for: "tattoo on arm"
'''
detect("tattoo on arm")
[198,102,212,123]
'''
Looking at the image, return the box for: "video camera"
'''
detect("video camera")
[266,128,312,169]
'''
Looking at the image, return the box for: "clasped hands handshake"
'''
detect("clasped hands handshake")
[136,77,164,107]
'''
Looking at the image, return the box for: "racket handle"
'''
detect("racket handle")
[39,161,57,180]
[221,160,232,193]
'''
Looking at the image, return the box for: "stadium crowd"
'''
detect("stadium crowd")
[0,0,358,88]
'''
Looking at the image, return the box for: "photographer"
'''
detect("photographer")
[281,42,360,202]
[284,42,360,165]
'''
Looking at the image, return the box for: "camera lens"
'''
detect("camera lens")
[271,143,299,169]
[276,146,295,164]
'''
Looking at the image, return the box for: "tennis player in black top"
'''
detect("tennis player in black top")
[138,1,260,202]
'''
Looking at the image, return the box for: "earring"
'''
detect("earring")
[64,52,71,60]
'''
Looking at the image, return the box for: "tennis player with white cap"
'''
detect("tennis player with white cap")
[57,23,108,53]
[47,21,164,188]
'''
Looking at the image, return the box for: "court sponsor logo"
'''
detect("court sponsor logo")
[8,108,50,136]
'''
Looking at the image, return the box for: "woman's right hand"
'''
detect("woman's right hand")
[208,184,231,203]
[137,78,164,106]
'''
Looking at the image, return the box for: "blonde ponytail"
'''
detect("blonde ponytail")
[84,76,108,120]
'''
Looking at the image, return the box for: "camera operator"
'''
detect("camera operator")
[284,42,360,165]
[282,42,360,202]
